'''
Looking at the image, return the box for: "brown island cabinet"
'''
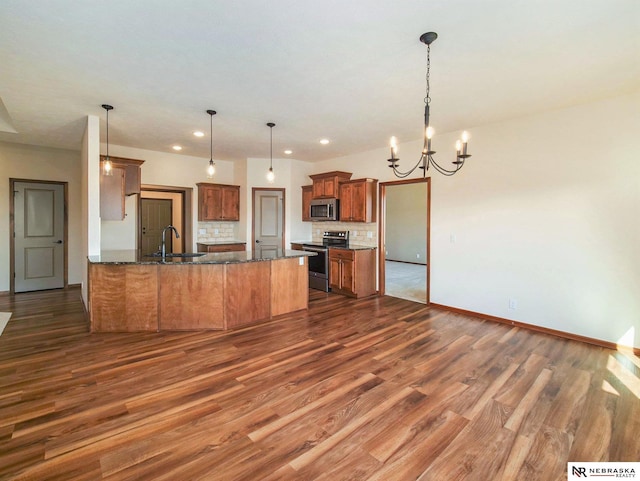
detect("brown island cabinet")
[88,250,312,332]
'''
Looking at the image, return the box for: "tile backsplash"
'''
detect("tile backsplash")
[311,221,378,247]
[197,222,237,242]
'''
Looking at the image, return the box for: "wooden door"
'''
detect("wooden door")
[13,181,65,292]
[141,198,173,255]
[253,189,284,257]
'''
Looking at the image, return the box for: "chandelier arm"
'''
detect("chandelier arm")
[428,155,463,176]
[389,154,427,178]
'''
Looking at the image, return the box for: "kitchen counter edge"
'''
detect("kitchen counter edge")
[88,249,314,265]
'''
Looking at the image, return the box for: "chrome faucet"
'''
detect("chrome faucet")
[161,225,180,258]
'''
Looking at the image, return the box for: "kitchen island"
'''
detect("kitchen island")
[88,249,313,332]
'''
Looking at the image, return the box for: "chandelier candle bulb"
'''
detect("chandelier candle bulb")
[390,136,398,160]
[456,140,462,155]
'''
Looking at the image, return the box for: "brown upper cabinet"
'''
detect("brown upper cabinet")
[302,185,313,221]
[197,183,240,221]
[100,155,144,221]
[339,178,378,223]
[309,171,352,198]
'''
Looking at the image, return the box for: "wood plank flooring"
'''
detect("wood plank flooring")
[0,287,638,480]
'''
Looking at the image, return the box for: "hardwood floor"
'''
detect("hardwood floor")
[0,287,638,480]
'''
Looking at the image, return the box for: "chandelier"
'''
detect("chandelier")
[388,32,471,177]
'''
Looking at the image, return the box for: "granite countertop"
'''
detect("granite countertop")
[291,241,377,251]
[196,240,247,245]
[88,249,314,265]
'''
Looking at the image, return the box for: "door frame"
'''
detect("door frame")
[9,178,69,294]
[139,184,193,252]
[251,187,285,251]
[378,177,431,304]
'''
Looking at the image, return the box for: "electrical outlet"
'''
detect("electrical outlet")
[214,228,219,235]
[367,231,373,238]
[450,234,457,244]
[199,228,206,235]
[416,254,420,259]
[509,299,518,310]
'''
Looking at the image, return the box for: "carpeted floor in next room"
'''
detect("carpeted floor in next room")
[384,260,427,304]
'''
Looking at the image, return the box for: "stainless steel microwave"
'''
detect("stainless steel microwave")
[309,198,339,221]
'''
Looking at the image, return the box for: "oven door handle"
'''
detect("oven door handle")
[303,246,327,253]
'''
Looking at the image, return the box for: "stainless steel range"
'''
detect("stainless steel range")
[303,231,349,292]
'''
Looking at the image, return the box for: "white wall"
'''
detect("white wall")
[0,141,83,293]
[101,144,235,252]
[82,115,101,306]
[313,91,640,348]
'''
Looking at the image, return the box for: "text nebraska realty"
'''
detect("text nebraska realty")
[588,467,636,477]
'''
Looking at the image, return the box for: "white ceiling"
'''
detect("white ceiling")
[0,0,638,162]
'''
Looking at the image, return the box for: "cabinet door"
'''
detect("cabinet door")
[302,186,313,221]
[323,178,336,197]
[339,183,353,221]
[313,179,325,198]
[221,186,240,220]
[341,259,355,293]
[329,257,341,290]
[202,185,223,221]
[351,182,367,222]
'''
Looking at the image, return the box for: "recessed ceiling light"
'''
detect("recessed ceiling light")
[172,145,182,151]
[319,139,330,145]
[284,150,292,155]
[193,131,204,137]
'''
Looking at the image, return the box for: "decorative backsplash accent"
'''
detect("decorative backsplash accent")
[197,222,237,242]
[311,221,378,247]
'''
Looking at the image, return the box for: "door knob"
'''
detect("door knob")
[255,240,261,243]
[53,240,62,244]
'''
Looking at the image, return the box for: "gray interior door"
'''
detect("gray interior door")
[253,189,284,258]
[141,198,173,255]
[14,181,65,292]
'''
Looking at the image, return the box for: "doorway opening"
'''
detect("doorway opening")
[139,185,192,254]
[252,188,285,257]
[378,178,431,304]
[10,179,68,294]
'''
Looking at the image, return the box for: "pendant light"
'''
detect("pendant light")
[387,32,472,177]
[266,122,275,183]
[206,109,216,178]
[101,104,114,176]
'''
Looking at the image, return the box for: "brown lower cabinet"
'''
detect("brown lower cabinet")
[89,256,308,331]
[328,248,377,298]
